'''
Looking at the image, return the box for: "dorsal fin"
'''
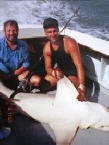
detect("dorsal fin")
[54,76,79,107]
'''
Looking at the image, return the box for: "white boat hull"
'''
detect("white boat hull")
[1,24,108,89]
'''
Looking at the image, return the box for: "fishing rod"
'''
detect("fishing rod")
[59,7,80,34]
[9,7,80,99]
[9,56,43,99]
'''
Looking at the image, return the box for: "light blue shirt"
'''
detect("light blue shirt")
[0,37,30,74]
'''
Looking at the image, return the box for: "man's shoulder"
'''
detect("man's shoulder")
[63,35,78,52]
[64,35,75,42]
[43,41,51,55]
[44,41,50,48]
[0,37,6,49]
[0,37,5,43]
[63,35,77,45]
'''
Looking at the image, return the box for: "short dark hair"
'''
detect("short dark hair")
[4,20,19,31]
[43,17,58,29]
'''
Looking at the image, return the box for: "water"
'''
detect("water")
[0,0,109,40]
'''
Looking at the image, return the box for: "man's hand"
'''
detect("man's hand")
[18,70,29,81]
[14,67,29,76]
[77,84,86,101]
[52,68,64,79]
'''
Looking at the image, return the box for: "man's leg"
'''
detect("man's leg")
[45,74,58,86]
[18,70,30,81]
[38,74,57,93]
[30,74,57,93]
[0,70,19,90]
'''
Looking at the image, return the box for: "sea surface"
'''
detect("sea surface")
[0,0,109,40]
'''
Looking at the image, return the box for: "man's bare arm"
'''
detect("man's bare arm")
[14,67,29,76]
[66,37,85,85]
[43,42,53,75]
[43,42,64,79]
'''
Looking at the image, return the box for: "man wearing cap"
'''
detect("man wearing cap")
[42,17,86,101]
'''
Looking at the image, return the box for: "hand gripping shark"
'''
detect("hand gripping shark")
[0,76,109,145]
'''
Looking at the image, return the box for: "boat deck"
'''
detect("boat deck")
[0,79,109,145]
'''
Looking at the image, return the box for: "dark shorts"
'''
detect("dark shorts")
[32,69,46,77]
[60,66,77,77]
[63,69,77,77]
[58,63,77,77]
[0,70,19,90]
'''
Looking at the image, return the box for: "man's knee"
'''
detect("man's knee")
[30,75,41,87]
[38,77,56,93]
[45,74,57,86]
[18,70,29,81]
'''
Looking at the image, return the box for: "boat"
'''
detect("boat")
[0,25,109,145]
[0,24,108,89]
